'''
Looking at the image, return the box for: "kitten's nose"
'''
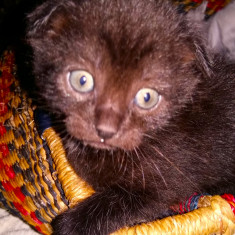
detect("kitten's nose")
[96,125,116,139]
[95,105,123,140]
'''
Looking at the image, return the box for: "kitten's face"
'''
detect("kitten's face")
[57,54,169,150]
[28,0,202,150]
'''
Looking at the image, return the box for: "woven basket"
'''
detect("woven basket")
[0,50,95,234]
[173,0,231,18]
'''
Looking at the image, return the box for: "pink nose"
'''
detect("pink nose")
[95,106,123,140]
[96,125,116,139]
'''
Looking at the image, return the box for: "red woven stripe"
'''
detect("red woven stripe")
[0,125,7,136]
[0,144,9,158]
[0,103,8,116]
[0,87,10,100]
[35,226,46,235]
[221,194,235,215]
[0,71,14,89]
[13,202,29,216]
[14,187,26,202]
[1,180,14,191]
[0,159,4,169]
[30,212,43,225]
[191,0,203,3]
[4,165,15,179]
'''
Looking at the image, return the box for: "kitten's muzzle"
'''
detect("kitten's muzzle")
[96,127,116,139]
[95,106,123,140]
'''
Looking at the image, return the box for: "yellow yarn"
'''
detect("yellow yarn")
[42,128,95,208]
[112,196,235,235]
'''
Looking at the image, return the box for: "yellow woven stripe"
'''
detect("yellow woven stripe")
[18,157,30,170]
[39,208,53,222]
[17,102,68,216]
[1,191,16,203]
[23,197,37,213]
[0,130,14,144]
[0,174,24,187]
[112,196,235,235]
[21,213,52,234]
[2,151,18,166]
[0,110,12,124]
[31,133,68,215]
[40,224,53,235]
[42,128,95,208]
[10,94,22,110]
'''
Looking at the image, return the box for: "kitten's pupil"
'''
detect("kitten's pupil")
[80,76,87,86]
[69,70,94,93]
[144,92,151,103]
[135,88,160,109]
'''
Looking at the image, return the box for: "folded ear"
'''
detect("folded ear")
[27,0,76,40]
[195,42,213,78]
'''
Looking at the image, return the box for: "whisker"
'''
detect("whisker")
[130,151,135,188]
[151,146,201,193]
[118,150,126,174]
[133,147,146,190]
[138,145,168,188]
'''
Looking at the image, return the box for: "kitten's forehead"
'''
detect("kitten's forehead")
[29,0,197,100]
[76,2,194,77]
[74,0,177,62]
[28,0,195,68]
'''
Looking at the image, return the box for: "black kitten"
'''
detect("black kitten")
[27,0,235,234]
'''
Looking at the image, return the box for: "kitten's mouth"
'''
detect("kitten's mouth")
[83,140,115,150]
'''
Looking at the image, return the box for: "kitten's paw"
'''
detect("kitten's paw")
[51,188,156,235]
[51,194,115,235]
[51,207,98,235]
[51,210,79,235]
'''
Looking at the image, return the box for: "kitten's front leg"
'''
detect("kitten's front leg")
[51,186,168,235]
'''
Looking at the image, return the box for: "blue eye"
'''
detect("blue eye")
[144,92,151,103]
[80,76,87,86]
[69,70,94,93]
[135,88,160,110]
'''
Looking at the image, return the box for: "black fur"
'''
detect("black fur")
[27,0,235,234]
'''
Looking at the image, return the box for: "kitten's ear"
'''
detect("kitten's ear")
[194,41,213,78]
[184,2,213,77]
[27,0,75,39]
[182,39,213,78]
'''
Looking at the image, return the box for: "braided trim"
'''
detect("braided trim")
[113,195,235,235]
[42,128,94,208]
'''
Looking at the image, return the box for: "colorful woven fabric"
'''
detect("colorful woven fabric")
[0,50,64,234]
[173,0,231,18]
[0,50,234,234]
[0,50,94,234]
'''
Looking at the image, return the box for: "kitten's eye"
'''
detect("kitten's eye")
[135,88,160,110]
[69,70,94,93]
